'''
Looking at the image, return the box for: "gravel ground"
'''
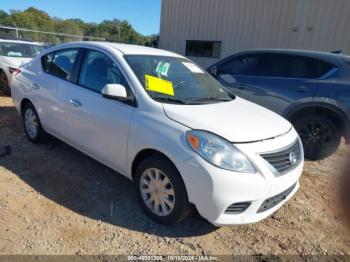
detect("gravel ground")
[0,95,349,256]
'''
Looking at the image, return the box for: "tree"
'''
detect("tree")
[0,7,158,46]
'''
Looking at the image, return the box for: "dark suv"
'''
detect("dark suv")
[208,49,350,160]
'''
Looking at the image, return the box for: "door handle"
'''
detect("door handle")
[31,83,40,90]
[297,86,311,92]
[70,99,82,107]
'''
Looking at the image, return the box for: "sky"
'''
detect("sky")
[0,0,162,35]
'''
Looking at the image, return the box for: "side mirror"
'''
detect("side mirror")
[209,65,218,77]
[101,84,128,100]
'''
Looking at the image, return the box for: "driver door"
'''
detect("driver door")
[63,48,136,174]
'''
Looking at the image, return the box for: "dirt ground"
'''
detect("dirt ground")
[0,94,349,256]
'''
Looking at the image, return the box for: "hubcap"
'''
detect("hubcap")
[24,108,38,139]
[140,168,175,216]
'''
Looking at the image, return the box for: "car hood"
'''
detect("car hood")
[0,56,32,68]
[163,97,292,143]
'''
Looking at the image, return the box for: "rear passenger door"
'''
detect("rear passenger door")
[38,48,81,139]
[63,48,136,174]
[249,53,328,114]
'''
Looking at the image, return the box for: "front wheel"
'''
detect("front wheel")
[294,114,341,160]
[135,156,190,224]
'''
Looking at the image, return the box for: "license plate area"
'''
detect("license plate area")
[257,183,297,213]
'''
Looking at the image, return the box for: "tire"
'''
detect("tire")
[135,155,190,225]
[22,102,47,143]
[0,70,10,96]
[293,114,341,160]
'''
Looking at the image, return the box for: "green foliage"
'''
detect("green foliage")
[0,7,158,46]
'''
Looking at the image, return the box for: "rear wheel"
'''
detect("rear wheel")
[294,114,341,160]
[0,71,10,96]
[22,102,47,143]
[135,156,190,224]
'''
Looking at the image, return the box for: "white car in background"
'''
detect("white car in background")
[11,42,304,226]
[0,38,45,95]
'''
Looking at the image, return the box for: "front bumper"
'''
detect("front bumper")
[177,128,303,226]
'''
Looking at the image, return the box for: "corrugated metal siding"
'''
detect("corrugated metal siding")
[159,0,350,68]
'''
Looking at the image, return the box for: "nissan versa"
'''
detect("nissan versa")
[11,42,304,226]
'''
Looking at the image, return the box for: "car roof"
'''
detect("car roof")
[46,41,183,58]
[102,42,182,57]
[208,48,345,69]
[238,48,343,59]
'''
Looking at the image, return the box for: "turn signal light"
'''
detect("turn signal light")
[187,133,200,150]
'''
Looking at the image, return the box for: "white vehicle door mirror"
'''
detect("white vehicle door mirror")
[101,84,128,100]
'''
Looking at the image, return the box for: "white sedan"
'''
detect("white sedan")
[0,38,44,95]
[11,41,303,226]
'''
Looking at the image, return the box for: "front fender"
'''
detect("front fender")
[126,108,193,180]
[283,98,350,143]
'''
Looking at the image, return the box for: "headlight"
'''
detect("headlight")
[186,130,256,173]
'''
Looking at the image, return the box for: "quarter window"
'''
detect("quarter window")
[78,50,128,93]
[41,53,54,73]
[185,40,221,58]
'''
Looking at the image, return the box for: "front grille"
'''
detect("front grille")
[225,202,251,214]
[257,183,297,213]
[261,140,301,176]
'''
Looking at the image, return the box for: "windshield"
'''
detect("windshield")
[125,55,233,104]
[0,42,44,58]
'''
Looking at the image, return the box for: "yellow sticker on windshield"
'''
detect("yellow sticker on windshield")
[145,75,174,96]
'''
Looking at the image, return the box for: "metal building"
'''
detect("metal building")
[159,0,350,68]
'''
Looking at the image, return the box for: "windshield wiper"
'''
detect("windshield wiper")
[153,97,189,104]
[190,97,232,103]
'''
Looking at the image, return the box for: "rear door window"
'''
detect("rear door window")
[42,52,54,73]
[256,53,333,79]
[42,49,79,81]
